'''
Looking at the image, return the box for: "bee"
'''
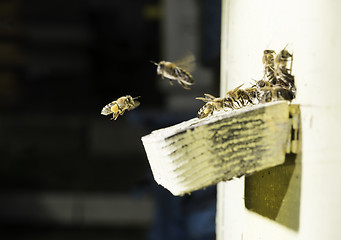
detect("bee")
[196,94,225,110]
[274,48,296,97]
[274,48,293,74]
[151,54,195,90]
[243,87,259,105]
[197,102,216,119]
[101,95,140,120]
[257,86,294,103]
[262,49,277,84]
[224,84,247,109]
[196,94,225,119]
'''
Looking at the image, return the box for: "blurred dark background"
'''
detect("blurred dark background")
[0,0,221,239]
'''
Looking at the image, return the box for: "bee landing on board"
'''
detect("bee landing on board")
[101,95,140,120]
[151,54,195,90]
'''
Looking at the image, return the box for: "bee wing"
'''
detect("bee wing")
[231,84,244,93]
[203,94,216,100]
[178,79,191,90]
[131,100,140,110]
[174,53,196,73]
[196,97,210,102]
[125,100,140,112]
[101,102,114,115]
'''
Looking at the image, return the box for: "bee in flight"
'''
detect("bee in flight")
[101,95,140,120]
[151,54,195,90]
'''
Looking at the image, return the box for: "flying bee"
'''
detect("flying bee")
[262,49,277,84]
[101,95,140,120]
[151,54,195,90]
[196,94,225,119]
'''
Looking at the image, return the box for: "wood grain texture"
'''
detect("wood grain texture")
[142,102,297,196]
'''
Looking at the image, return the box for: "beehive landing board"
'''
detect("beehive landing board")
[142,101,293,196]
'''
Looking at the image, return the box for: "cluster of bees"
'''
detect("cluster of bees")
[196,47,296,118]
[101,47,296,120]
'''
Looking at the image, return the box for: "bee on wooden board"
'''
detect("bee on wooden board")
[101,95,140,120]
[196,94,225,119]
[224,84,249,109]
[257,86,294,103]
[196,84,251,119]
[196,102,217,119]
[151,54,195,90]
[243,87,259,105]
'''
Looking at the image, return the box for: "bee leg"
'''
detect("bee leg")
[169,79,174,86]
[179,80,190,90]
[111,114,118,120]
[120,109,126,116]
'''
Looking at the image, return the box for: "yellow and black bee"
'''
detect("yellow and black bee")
[101,95,140,120]
[224,84,247,109]
[151,54,195,90]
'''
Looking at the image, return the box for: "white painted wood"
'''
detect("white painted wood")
[142,101,294,196]
[217,0,341,239]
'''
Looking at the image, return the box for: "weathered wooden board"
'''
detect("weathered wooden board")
[142,102,299,196]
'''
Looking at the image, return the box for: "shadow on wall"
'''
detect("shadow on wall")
[244,152,302,231]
